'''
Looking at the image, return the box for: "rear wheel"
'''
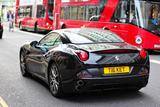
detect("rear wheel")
[20,51,30,77]
[49,64,63,97]
[61,24,66,29]
[34,23,38,33]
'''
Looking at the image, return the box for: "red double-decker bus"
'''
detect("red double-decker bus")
[53,0,160,50]
[15,0,54,32]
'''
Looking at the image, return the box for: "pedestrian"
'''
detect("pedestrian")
[8,10,14,32]
[7,12,9,21]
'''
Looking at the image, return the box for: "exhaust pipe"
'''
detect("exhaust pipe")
[77,80,84,86]
[75,80,84,91]
[75,85,81,91]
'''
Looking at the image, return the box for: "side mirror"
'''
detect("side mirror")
[30,41,38,47]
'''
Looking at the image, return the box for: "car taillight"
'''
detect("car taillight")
[75,50,88,61]
[140,49,147,59]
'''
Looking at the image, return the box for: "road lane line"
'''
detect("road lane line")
[0,97,8,107]
[17,30,43,37]
[150,59,160,64]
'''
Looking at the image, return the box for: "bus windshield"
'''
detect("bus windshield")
[48,0,54,21]
[111,0,160,36]
[130,0,160,35]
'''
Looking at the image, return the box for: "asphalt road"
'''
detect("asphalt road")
[0,26,160,107]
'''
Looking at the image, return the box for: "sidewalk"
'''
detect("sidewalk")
[2,20,18,32]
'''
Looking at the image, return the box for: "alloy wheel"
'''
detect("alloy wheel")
[20,52,29,76]
[49,65,60,95]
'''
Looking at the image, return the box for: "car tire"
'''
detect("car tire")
[20,51,30,77]
[34,23,38,33]
[49,64,63,97]
[61,24,66,29]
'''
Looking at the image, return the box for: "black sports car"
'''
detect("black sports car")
[19,28,150,97]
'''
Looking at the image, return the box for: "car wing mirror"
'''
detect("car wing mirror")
[30,41,48,52]
[30,41,38,47]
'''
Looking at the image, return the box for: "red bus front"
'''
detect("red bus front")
[55,0,160,50]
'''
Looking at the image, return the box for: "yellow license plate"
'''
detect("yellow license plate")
[104,66,129,74]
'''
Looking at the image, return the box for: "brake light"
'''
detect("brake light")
[102,50,129,53]
[75,50,88,61]
[140,49,147,59]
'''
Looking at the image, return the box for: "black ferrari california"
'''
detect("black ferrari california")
[19,28,150,97]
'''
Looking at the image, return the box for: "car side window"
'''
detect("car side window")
[38,33,62,46]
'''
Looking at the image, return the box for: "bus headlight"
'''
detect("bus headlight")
[135,36,142,44]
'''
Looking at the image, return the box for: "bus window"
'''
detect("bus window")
[61,6,71,19]
[78,6,86,20]
[18,8,20,17]
[88,3,106,21]
[71,7,78,20]
[88,6,98,21]
[18,7,24,17]
[26,6,32,17]
[60,0,108,21]
[61,7,65,19]
[48,0,54,21]
[110,0,129,23]
[37,5,46,18]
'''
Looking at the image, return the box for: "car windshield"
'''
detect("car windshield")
[130,0,160,35]
[65,28,124,44]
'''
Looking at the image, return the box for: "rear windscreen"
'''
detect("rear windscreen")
[65,28,124,44]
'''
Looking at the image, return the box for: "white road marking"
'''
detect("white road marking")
[17,30,43,37]
[0,97,8,107]
[150,59,160,64]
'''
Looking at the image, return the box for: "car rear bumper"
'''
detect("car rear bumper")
[79,75,148,91]
[62,74,149,93]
